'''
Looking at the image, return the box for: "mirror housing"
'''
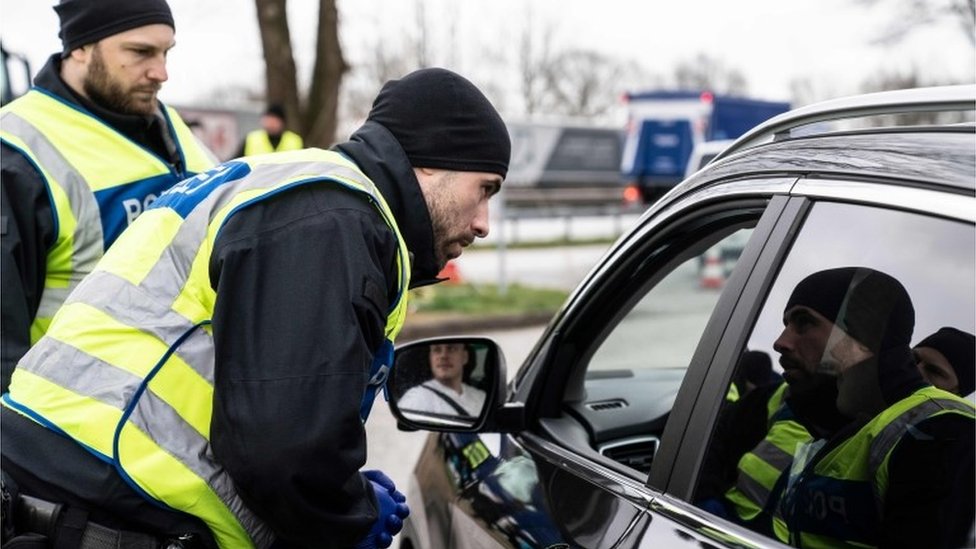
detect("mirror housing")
[387,336,507,432]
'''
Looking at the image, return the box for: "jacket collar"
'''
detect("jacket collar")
[333,121,442,287]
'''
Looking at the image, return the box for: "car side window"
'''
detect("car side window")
[589,227,754,373]
[562,213,760,474]
[695,200,975,544]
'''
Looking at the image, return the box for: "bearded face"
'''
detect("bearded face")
[422,172,469,268]
[419,170,503,271]
[82,43,162,116]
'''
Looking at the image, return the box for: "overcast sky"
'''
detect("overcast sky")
[2,0,974,113]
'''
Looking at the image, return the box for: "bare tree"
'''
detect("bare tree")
[859,0,975,45]
[542,50,628,118]
[672,53,750,95]
[254,0,348,147]
[516,6,556,116]
[413,0,431,68]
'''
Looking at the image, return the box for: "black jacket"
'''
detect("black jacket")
[2,121,442,547]
[0,54,184,391]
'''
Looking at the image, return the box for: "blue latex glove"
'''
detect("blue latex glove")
[354,471,410,549]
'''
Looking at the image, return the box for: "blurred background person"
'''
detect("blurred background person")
[238,103,303,156]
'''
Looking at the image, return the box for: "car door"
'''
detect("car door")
[493,177,798,548]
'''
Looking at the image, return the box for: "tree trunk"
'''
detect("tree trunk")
[254,0,301,132]
[304,0,348,147]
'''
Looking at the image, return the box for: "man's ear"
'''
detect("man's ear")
[71,45,90,61]
[413,167,439,190]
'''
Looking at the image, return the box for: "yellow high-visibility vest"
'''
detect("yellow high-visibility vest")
[4,149,411,548]
[724,382,809,535]
[243,129,304,156]
[776,386,974,548]
[0,88,216,342]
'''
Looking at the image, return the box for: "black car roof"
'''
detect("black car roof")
[685,127,976,194]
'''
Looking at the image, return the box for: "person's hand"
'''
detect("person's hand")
[353,470,410,549]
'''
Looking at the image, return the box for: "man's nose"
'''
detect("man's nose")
[472,202,489,239]
[147,56,168,82]
[772,328,791,355]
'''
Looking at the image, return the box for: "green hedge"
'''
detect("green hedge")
[409,283,568,315]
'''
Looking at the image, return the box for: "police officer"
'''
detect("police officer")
[239,104,305,156]
[773,268,975,548]
[913,327,975,397]
[1,67,510,548]
[0,0,216,391]
[699,281,852,537]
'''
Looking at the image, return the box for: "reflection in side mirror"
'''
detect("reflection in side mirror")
[388,336,505,431]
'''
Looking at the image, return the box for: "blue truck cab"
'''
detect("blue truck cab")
[620,91,789,203]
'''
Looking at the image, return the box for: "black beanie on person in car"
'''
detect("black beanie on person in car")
[786,267,920,418]
[366,68,511,179]
[785,267,915,355]
[917,327,976,396]
[55,0,175,57]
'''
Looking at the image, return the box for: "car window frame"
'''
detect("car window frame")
[515,182,797,481]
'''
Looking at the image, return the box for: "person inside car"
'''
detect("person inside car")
[772,267,975,548]
[398,342,487,417]
[698,272,854,537]
[701,267,976,548]
[913,327,975,397]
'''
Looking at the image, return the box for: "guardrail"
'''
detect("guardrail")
[503,186,626,206]
[501,185,640,218]
[493,186,643,245]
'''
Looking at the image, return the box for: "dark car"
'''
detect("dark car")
[386,86,976,549]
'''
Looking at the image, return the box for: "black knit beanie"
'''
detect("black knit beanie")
[785,267,915,354]
[917,327,976,395]
[56,0,175,57]
[366,68,511,179]
[264,104,286,121]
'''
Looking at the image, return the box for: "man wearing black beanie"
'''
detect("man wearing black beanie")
[772,267,975,549]
[3,66,510,548]
[1,0,215,391]
[914,326,976,396]
[701,267,974,548]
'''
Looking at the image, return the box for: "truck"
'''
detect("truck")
[620,90,790,203]
[504,121,627,211]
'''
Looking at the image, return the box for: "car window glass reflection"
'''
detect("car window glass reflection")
[697,201,975,547]
[749,202,974,363]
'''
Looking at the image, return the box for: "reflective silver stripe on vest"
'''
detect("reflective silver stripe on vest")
[20,332,272,546]
[734,469,771,508]
[868,397,974,478]
[867,396,974,516]
[735,438,794,506]
[1,111,104,318]
[62,270,216,383]
[17,272,272,543]
[142,160,387,301]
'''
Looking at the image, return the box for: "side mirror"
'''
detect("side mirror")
[388,336,506,432]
